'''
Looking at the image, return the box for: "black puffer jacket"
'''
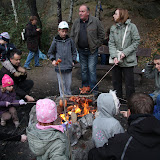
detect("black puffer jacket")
[88,114,160,160]
[25,22,41,52]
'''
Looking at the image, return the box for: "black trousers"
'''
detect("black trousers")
[112,65,135,100]
[16,79,34,99]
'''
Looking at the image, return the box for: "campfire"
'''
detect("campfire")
[57,87,97,146]
[59,95,96,123]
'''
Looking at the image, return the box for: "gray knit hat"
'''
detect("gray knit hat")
[0,32,10,43]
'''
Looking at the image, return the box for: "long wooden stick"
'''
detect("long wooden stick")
[90,64,116,93]
[10,102,36,105]
[58,64,72,160]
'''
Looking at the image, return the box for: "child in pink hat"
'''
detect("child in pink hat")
[0,74,27,127]
[26,98,69,160]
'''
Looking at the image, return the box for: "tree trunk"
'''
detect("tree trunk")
[27,0,42,28]
[68,0,74,25]
[11,0,18,24]
[57,0,62,24]
[95,0,102,20]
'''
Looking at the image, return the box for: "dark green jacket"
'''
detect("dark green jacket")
[70,15,105,53]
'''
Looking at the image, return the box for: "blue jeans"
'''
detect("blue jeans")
[100,54,109,65]
[79,48,98,90]
[24,50,40,67]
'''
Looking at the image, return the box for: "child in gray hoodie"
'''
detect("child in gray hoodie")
[92,90,124,148]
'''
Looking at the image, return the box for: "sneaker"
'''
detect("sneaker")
[24,66,31,70]
[35,64,43,67]
[1,118,6,126]
[14,121,20,128]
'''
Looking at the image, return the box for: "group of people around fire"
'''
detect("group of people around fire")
[0,3,160,160]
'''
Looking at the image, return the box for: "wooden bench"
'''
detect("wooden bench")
[75,46,151,79]
[97,46,151,77]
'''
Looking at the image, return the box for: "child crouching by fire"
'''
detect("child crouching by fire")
[26,98,70,160]
[92,90,124,148]
[0,74,27,127]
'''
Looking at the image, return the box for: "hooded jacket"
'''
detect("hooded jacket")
[144,63,160,102]
[48,35,77,73]
[26,123,69,160]
[88,114,160,160]
[109,19,140,67]
[92,93,124,148]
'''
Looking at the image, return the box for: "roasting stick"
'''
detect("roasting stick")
[10,101,37,105]
[92,90,127,103]
[90,64,116,93]
[57,60,72,160]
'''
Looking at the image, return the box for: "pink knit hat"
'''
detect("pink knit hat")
[36,99,57,123]
[2,74,14,88]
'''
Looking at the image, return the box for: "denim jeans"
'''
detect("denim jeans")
[24,50,40,68]
[100,54,109,65]
[79,48,98,90]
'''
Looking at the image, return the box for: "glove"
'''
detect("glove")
[19,99,27,105]
[6,102,11,107]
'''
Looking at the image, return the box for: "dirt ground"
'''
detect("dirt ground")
[0,57,155,160]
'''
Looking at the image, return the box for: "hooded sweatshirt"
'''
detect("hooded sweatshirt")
[47,35,77,73]
[26,124,69,160]
[88,114,160,160]
[92,93,124,148]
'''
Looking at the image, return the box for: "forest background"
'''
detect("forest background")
[0,0,160,67]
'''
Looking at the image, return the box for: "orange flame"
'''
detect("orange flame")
[60,114,69,121]
[59,97,96,123]
[74,105,82,114]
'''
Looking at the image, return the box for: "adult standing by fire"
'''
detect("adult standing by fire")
[109,8,140,101]
[70,4,105,95]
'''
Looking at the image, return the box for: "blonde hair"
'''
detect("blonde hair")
[116,8,129,23]
[1,86,6,93]
[0,85,14,93]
